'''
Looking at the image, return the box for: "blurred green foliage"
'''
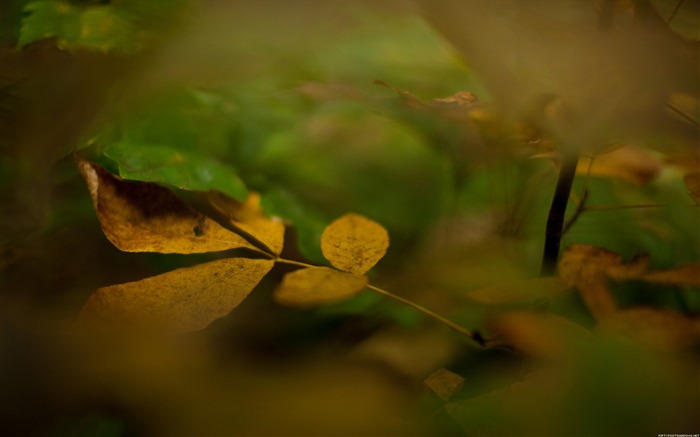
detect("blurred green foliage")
[2,1,699,436]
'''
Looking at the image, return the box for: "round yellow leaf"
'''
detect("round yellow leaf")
[321,213,389,274]
[273,267,368,308]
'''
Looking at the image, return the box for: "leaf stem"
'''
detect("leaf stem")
[274,257,313,268]
[274,257,484,346]
[541,149,580,276]
[366,284,480,343]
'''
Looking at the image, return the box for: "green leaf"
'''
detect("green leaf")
[19,1,138,52]
[273,267,368,308]
[18,0,72,47]
[321,213,389,274]
[74,5,136,52]
[80,257,275,331]
[105,143,248,201]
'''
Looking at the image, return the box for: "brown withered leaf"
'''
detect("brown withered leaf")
[558,245,618,319]
[321,213,389,275]
[465,277,567,305]
[273,267,368,308]
[374,79,483,123]
[642,262,700,287]
[206,191,285,255]
[77,157,256,253]
[558,245,650,319]
[80,258,274,331]
[424,368,465,401]
[577,144,662,185]
[598,308,700,352]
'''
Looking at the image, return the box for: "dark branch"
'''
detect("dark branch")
[540,149,580,276]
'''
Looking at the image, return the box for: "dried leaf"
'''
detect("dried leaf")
[273,267,368,308]
[77,157,255,253]
[559,244,649,283]
[465,277,567,305]
[642,262,700,287]
[558,245,649,319]
[80,258,274,331]
[424,368,465,401]
[683,172,700,204]
[321,214,389,274]
[207,191,285,255]
[577,144,661,185]
[598,308,700,352]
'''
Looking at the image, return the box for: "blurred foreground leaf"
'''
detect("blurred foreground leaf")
[599,307,700,352]
[19,0,181,52]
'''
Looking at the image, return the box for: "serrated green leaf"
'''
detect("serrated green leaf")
[273,267,368,308]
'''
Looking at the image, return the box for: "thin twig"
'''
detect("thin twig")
[667,0,686,24]
[562,189,588,235]
[666,102,700,128]
[274,257,484,346]
[366,284,482,344]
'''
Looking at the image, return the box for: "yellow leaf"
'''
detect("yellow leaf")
[321,213,389,274]
[77,157,256,254]
[465,277,567,305]
[80,258,274,331]
[424,368,465,401]
[273,267,368,308]
[642,262,700,287]
[206,190,285,255]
